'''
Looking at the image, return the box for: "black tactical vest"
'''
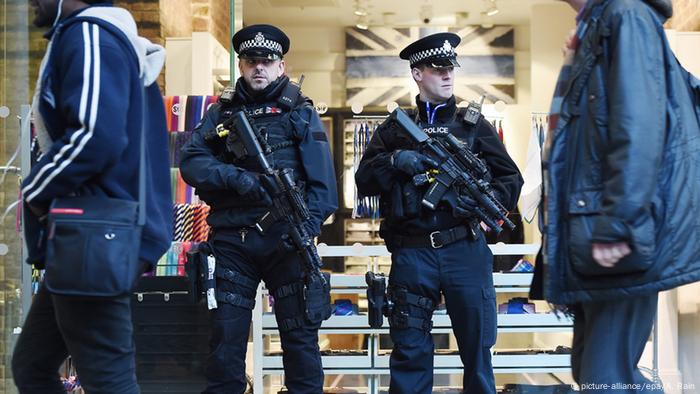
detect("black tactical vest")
[379,107,478,228]
[216,81,308,183]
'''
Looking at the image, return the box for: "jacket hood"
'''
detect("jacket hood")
[643,0,673,20]
[76,6,165,86]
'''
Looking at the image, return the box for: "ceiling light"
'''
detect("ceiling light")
[484,0,499,17]
[354,0,368,17]
[480,12,494,28]
[356,15,369,30]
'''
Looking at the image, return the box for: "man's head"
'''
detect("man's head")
[399,32,461,103]
[411,64,455,103]
[30,0,106,28]
[232,24,290,91]
[30,0,62,27]
[238,58,285,91]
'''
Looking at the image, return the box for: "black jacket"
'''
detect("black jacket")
[542,0,700,303]
[179,77,338,233]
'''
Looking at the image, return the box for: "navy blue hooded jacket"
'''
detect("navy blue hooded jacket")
[542,0,700,303]
[22,4,173,265]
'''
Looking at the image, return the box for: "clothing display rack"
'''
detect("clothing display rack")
[349,116,385,220]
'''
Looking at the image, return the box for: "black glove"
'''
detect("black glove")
[392,150,438,175]
[234,171,272,205]
[280,222,318,251]
[453,193,479,218]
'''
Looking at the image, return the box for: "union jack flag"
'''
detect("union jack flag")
[346,26,515,107]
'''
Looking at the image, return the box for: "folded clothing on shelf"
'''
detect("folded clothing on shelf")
[432,389,464,394]
[550,345,572,354]
[434,303,448,315]
[509,259,535,273]
[334,299,359,316]
[434,349,460,355]
[498,297,536,314]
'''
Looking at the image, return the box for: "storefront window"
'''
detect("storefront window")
[1,2,46,392]
[2,0,699,392]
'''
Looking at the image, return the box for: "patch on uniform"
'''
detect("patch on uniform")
[312,132,328,142]
[266,106,283,114]
[423,126,449,135]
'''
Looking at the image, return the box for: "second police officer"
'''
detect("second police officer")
[355,33,523,394]
[180,25,338,393]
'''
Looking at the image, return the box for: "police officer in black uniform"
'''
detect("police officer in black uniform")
[355,33,523,394]
[180,25,338,394]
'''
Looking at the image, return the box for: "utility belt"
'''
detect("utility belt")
[382,222,479,250]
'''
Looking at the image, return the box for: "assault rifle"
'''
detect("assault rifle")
[390,107,514,233]
[223,111,326,284]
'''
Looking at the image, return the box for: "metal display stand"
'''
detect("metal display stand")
[18,104,33,325]
[251,243,575,394]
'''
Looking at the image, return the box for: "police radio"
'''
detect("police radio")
[219,85,235,104]
[463,95,485,126]
[277,74,305,109]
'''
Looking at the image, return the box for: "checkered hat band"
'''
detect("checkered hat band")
[239,38,283,54]
[409,47,455,66]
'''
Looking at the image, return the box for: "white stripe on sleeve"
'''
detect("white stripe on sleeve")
[25,23,101,202]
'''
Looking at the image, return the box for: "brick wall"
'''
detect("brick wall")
[209,0,232,51]
[191,0,231,49]
[114,0,162,43]
[115,0,231,90]
[669,0,700,31]
[161,0,193,39]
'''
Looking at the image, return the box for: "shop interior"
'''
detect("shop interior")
[1,0,700,393]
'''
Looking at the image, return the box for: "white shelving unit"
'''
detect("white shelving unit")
[252,243,572,394]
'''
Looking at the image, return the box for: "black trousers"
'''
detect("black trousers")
[388,235,496,394]
[203,225,323,394]
[12,284,139,394]
[572,293,663,393]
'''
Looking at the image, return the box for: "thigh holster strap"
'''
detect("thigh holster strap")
[215,290,255,310]
[389,287,435,311]
[215,268,258,291]
[272,282,304,299]
[389,311,433,331]
[278,316,306,332]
